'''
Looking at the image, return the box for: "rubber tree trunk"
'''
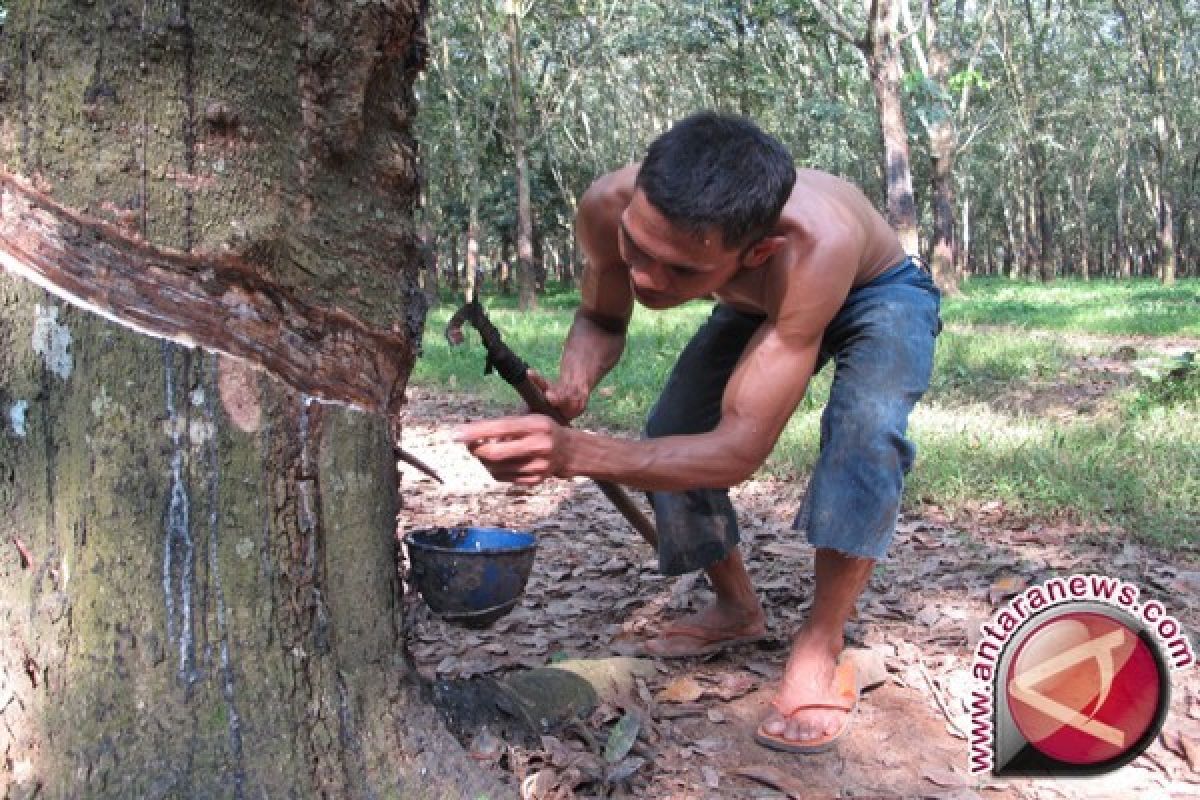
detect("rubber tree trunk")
[863,0,920,255]
[920,0,960,293]
[504,6,538,311]
[929,125,958,292]
[1030,143,1054,282]
[1154,117,1177,285]
[0,3,507,798]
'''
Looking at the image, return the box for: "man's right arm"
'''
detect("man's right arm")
[547,169,635,420]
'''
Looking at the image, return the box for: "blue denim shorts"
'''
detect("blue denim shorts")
[644,257,942,574]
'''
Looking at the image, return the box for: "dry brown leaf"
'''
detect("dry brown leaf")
[988,574,1028,605]
[915,606,942,627]
[701,765,720,789]
[843,648,890,692]
[1162,728,1186,758]
[708,671,758,701]
[657,702,705,720]
[706,708,726,724]
[693,736,727,755]
[605,756,646,784]
[911,531,944,549]
[656,676,705,704]
[922,767,973,788]
[469,728,505,763]
[1182,734,1200,773]
[519,768,560,800]
[728,764,809,799]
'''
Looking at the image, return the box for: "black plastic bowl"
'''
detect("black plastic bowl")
[404,527,538,628]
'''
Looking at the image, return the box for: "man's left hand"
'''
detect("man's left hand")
[454,415,573,486]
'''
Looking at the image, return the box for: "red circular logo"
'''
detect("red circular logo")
[1005,611,1163,766]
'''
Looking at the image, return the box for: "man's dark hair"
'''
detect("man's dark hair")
[635,111,796,249]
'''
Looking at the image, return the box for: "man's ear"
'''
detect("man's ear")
[740,235,788,268]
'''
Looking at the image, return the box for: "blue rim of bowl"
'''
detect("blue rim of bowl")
[403,526,537,555]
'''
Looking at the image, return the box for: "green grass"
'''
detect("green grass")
[414,279,1200,547]
[944,277,1200,336]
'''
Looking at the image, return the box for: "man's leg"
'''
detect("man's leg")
[643,546,766,657]
[761,263,941,746]
[758,549,872,741]
[638,305,768,655]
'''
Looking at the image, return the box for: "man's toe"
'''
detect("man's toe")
[761,712,787,736]
[785,717,816,742]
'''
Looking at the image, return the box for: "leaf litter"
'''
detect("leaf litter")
[398,387,1200,799]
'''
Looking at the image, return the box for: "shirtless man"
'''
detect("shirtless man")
[456,112,941,753]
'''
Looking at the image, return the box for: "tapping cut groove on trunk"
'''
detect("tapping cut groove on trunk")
[0,173,417,418]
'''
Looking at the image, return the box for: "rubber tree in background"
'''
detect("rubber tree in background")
[813,0,921,255]
[901,0,996,293]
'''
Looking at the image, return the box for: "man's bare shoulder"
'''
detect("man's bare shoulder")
[579,164,639,226]
[782,169,904,282]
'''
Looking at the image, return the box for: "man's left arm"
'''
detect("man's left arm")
[565,321,822,490]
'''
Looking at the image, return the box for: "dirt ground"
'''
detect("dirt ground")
[396,387,1200,800]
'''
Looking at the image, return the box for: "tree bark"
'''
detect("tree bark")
[813,0,919,254]
[1117,161,1132,279]
[0,2,508,797]
[504,6,538,311]
[1154,118,1177,285]
[862,0,920,256]
[929,127,958,290]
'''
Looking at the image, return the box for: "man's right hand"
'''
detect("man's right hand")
[528,369,589,422]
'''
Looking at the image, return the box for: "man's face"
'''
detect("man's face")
[618,190,747,309]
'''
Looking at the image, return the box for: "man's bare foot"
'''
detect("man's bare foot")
[641,598,767,658]
[756,631,856,751]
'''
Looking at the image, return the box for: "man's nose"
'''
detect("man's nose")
[631,261,668,292]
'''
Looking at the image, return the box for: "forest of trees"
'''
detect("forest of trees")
[415,0,1198,303]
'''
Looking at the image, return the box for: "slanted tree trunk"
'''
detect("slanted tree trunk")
[0,3,507,798]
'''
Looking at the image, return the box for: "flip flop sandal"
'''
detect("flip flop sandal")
[754,659,859,754]
[640,622,768,659]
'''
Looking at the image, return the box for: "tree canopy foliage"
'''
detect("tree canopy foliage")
[415,0,1197,299]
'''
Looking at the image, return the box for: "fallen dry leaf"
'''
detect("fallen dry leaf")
[843,648,890,692]
[657,702,706,720]
[1182,734,1200,773]
[708,671,757,701]
[728,765,810,799]
[988,574,1028,605]
[520,768,559,800]
[701,765,720,789]
[922,767,974,788]
[469,727,505,762]
[606,755,646,784]
[656,676,705,704]
[1161,728,1185,758]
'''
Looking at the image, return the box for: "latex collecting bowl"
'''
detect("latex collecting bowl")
[403,526,538,628]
